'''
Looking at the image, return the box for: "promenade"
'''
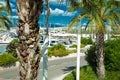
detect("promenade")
[0,53,87,80]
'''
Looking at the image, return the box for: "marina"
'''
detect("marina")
[0,44,7,53]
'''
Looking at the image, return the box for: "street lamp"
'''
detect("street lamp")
[76,0,82,79]
[76,24,81,80]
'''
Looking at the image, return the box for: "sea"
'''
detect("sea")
[0,44,7,53]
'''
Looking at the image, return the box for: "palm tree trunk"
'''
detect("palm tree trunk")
[95,30,105,80]
[16,0,43,80]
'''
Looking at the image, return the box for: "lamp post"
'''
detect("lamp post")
[76,24,81,80]
[76,0,82,79]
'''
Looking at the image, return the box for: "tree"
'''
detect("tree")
[68,0,120,79]
[16,0,43,80]
[0,0,13,30]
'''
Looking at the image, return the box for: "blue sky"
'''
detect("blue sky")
[0,0,78,27]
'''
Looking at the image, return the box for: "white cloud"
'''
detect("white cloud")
[12,9,17,12]
[42,8,76,17]
[49,0,66,4]
[62,11,75,16]
[50,8,76,16]
[50,8,64,15]
[10,3,15,7]
[8,15,18,19]
[49,0,56,1]
[49,0,58,2]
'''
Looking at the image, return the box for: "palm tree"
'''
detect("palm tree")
[0,0,13,30]
[68,0,120,79]
[16,0,43,80]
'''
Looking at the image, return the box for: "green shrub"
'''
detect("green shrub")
[69,44,77,48]
[111,35,120,38]
[104,39,120,71]
[0,53,18,66]
[105,71,120,80]
[48,44,68,57]
[6,39,19,57]
[67,49,77,54]
[81,38,93,45]
[63,66,98,80]
[63,70,76,80]
[64,66,120,80]
[86,39,120,71]
[69,38,92,49]
[85,45,96,71]
[69,44,85,49]
[81,44,85,48]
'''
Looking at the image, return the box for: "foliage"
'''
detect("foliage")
[68,0,120,33]
[0,0,14,29]
[63,69,76,80]
[67,49,76,54]
[81,44,85,48]
[111,35,120,39]
[63,66,120,80]
[0,53,18,66]
[69,38,93,49]
[86,39,120,71]
[104,39,120,71]
[81,38,93,45]
[63,66,98,80]
[69,44,77,48]
[105,71,120,80]
[6,39,19,57]
[48,44,68,57]
[85,45,96,71]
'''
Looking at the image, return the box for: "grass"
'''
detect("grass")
[63,66,120,80]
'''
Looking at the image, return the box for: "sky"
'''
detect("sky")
[0,0,79,28]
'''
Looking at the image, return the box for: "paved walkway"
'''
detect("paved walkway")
[0,44,92,80]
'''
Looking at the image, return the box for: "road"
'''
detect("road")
[0,56,87,80]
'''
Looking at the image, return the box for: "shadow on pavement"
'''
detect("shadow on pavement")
[62,66,76,74]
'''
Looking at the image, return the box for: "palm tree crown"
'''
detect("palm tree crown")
[68,0,120,32]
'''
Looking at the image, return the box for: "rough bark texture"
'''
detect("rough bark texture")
[16,0,43,80]
[96,30,105,80]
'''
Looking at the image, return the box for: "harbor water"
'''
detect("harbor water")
[0,44,8,53]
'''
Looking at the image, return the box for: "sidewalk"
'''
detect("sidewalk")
[47,45,92,80]
[0,46,88,80]
[48,53,86,80]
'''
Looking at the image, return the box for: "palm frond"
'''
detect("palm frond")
[5,0,12,14]
[0,19,6,29]
[0,3,5,12]
[0,0,14,30]
[89,19,96,33]
[68,15,81,30]
[0,15,15,29]
[68,0,120,35]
